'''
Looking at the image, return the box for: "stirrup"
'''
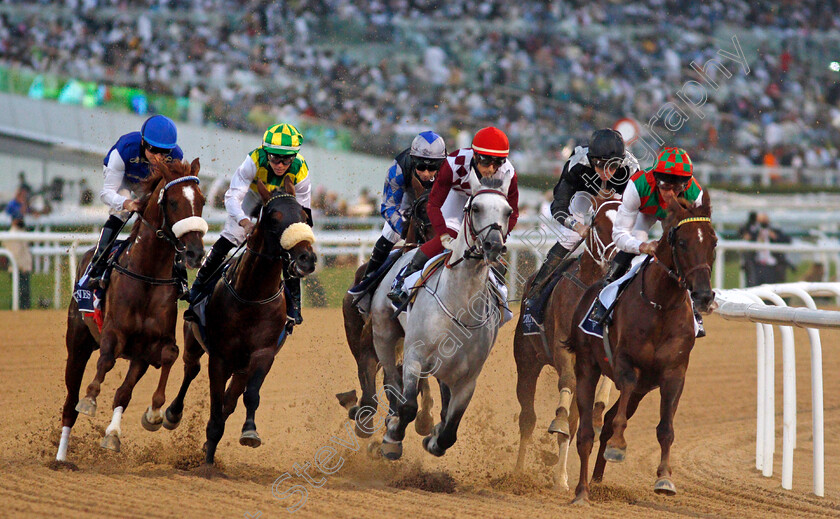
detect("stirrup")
[589,299,609,324]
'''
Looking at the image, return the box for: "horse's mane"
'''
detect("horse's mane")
[479,177,504,190]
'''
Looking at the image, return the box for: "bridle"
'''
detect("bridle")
[136,175,204,254]
[584,199,620,270]
[406,191,432,244]
[457,188,508,262]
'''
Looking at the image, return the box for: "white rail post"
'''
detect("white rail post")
[0,249,20,311]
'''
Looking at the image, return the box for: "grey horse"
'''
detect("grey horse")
[370,174,513,460]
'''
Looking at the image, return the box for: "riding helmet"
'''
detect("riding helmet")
[472,127,509,157]
[587,128,625,160]
[263,123,303,155]
[141,115,178,150]
[410,131,447,159]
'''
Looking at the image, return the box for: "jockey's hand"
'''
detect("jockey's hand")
[572,221,589,235]
[440,234,454,250]
[239,218,255,235]
[123,199,141,213]
[639,241,658,256]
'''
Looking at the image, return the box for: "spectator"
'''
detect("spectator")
[2,216,32,309]
[5,186,30,220]
[740,212,792,285]
[78,178,94,206]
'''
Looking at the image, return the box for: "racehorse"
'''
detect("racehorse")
[164,177,317,466]
[373,174,512,460]
[568,191,716,504]
[338,175,436,438]
[57,158,207,461]
[513,192,619,490]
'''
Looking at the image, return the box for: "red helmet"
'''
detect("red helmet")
[472,127,509,157]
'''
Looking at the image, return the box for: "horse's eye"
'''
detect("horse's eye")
[504,208,512,217]
[471,206,480,213]
[678,239,687,248]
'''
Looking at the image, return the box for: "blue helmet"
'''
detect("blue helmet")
[141,115,178,150]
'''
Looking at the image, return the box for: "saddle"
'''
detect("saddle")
[349,249,405,305]
[73,240,130,330]
[521,262,586,336]
[406,251,450,305]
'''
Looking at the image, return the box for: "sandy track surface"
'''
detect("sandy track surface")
[1,309,839,518]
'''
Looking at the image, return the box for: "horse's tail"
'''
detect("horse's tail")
[560,336,576,354]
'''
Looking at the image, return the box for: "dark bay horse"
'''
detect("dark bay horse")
[338,175,435,438]
[513,193,619,490]
[57,158,207,462]
[568,191,716,504]
[164,177,317,466]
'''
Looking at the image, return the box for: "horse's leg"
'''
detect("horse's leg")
[204,356,228,465]
[241,354,275,448]
[554,393,580,491]
[514,342,542,472]
[76,330,124,416]
[653,369,686,496]
[592,390,643,483]
[423,378,477,457]
[592,375,615,438]
[57,324,96,462]
[572,348,599,505]
[439,381,451,423]
[549,348,576,439]
[101,358,149,452]
[414,376,435,436]
[380,359,421,461]
[141,341,179,432]
[351,323,380,437]
[603,361,641,463]
[164,329,204,430]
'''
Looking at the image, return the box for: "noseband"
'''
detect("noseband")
[654,216,713,290]
[138,175,205,253]
[247,193,308,276]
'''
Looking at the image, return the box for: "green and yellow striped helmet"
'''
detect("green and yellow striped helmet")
[262,123,303,155]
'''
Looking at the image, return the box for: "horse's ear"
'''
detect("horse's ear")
[698,189,712,217]
[153,155,175,181]
[190,157,200,177]
[467,167,482,193]
[255,179,271,204]
[500,174,512,194]
[410,173,423,194]
[284,174,295,196]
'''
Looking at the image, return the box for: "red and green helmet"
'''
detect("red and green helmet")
[648,147,693,179]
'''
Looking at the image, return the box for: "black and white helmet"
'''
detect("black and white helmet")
[410,131,447,159]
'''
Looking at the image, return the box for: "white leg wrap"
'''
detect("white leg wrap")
[558,387,573,413]
[105,406,124,436]
[56,426,72,461]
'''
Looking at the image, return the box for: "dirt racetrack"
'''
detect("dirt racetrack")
[2,308,840,518]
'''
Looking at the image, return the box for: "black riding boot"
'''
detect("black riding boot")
[588,250,635,323]
[82,215,125,289]
[348,236,394,296]
[694,310,706,338]
[285,275,303,328]
[173,255,189,298]
[387,249,428,306]
[186,237,234,303]
[524,242,571,308]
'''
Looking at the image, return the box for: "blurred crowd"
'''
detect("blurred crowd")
[1,0,840,171]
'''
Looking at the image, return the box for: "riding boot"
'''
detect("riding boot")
[694,310,706,338]
[387,249,428,306]
[80,215,125,290]
[185,237,234,304]
[524,242,571,309]
[173,254,189,299]
[588,250,635,324]
[285,276,303,329]
[348,236,394,297]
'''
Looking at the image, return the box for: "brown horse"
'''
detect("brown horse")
[338,175,435,438]
[57,158,207,462]
[568,190,716,504]
[164,177,317,466]
[513,193,619,489]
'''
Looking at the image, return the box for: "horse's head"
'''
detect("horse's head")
[141,157,208,268]
[464,175,513,263]
[583,192,621,270]
[661,190,717,313]
[253,176,317,277]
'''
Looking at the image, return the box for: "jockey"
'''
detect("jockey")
[524,128,639,312]
[347,131,447,298]
[587,147,706,336]
[387,126,519,306]
[185,123,312,328]
[79,115,184,291]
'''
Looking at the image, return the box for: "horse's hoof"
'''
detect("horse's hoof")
[380,441,403,461]
[571,495,590,506]
[654,477,677,496]
[240,429,262,448]
[414,412,434,436]
[603,446,626,463]
[336,390,358,412]
[75,397,97,417]
[163,408,182,430]
[552,474,570,492]
[547,416,570,438]
[422,435,445,457]
[100,432,120,452]
[594,425,602,439]
[348,405,360,420]
[141,411,163,432]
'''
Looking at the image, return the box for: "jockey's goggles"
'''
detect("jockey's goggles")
[656,178,689,192]
[267,153,296,165]
[475,154,506,167]
[415,159,444,172]
[590,157,620,171]
[145,143,174,156]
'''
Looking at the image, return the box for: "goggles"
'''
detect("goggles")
[267,153,296,166]
[475,154,506,167]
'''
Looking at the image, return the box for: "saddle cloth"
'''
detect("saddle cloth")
[73,240,130,331]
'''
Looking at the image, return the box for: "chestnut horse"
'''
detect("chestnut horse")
[338,175,435,438]
[568,191,716,504]
[164,177,317,466]
[513,192,619,490]
[57,158,207,462]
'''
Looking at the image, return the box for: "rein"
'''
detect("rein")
[584,199,620,270]
[446,188,507,268]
